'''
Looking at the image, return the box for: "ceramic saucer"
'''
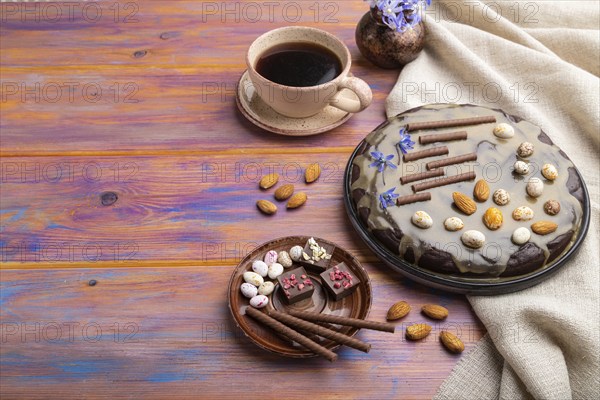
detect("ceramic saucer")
[236,70,354,136]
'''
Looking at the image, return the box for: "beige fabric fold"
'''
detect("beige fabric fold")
[385,1,600,398]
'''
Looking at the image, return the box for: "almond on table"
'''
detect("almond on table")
[274,184,295,201]
[305,163,321,183]
[440,331,464,353]
[386,301,411,321]
[406,323,432,340]
[287,192,307,209]
[421,304,449,320]
[256,200,277,215]
[259,173,279,190]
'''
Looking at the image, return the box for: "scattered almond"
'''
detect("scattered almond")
[305,163,321,183]
[386,301,411,321]
[473,179,490,202]
[483,207,503,230]
[531,221,558,235]
[274,184,294,201]
[259,173,279,190]
[440,331,464,353]
[256,200,277,215]
[406,323,432,340]
[453,192,477,215]
[421,304,449,320]
[287,192,307,209]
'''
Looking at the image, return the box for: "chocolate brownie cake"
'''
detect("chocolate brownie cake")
[349,104,586,277]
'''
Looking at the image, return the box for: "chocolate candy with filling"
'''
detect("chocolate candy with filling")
[320,262,361,301]
[298,237,334,271]
[277,267,315,304]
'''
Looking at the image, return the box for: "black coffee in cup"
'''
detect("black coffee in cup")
[255,42,343,87]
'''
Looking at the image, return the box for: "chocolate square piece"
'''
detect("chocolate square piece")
[277,267,315,304]
[320,262,360,301]
[299,237,334,271]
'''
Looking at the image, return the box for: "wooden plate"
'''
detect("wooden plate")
[228,236,372,358]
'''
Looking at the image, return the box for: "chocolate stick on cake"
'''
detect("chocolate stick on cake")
[245,307,338,362]
[419,131,468,144]
[268,310,371,353]
[396,192,432,205]
[426,152,477,170]
[412,171,476,193]
[406,116,496,132]
[400,169,444,185]
[403,146,449,162]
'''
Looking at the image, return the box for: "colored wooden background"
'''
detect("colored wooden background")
[1,1,485,398]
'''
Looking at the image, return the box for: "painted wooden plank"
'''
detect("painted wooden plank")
[0,1,368,67]
[1,153,392,266]
[0,0,399,154]
[0,266,484,399]
[0,64,396,155]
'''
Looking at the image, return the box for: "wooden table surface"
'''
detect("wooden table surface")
[1,1,485,398]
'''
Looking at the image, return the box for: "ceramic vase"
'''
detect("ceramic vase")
[355,9,425,69]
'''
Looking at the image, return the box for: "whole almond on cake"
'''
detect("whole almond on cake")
[453,192,477,215]
[473,179,490,202]
[483,207,504,230]
[531,221,558,235]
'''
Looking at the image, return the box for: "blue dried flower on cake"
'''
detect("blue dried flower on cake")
[379,187,400,209]
[397,128,415,154]
[369,151,397,173]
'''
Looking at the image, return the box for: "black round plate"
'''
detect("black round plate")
[343,138,591,295]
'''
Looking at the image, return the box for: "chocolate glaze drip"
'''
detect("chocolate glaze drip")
[567,168,585,204]
[418,248,460,274]
[351,164,361,186]
[372,228,403,255]
[503,243,545,277]
[547,231,575,264]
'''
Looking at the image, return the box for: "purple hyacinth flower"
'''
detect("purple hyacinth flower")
[397,128,415,154]
[379,187,400,209]
[369,151,398,173]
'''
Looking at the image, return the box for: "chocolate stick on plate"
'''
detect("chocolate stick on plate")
[288,310,395,333]
[245,307,338,362]
[406,116,496,132]
[268,310,371,353]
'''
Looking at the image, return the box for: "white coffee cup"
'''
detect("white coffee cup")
[246,26,373,119]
